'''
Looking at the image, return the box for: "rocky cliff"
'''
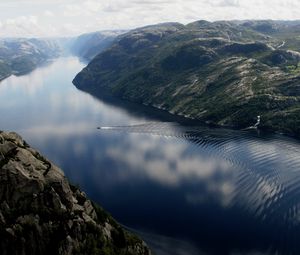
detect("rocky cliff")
[0,131,151,255]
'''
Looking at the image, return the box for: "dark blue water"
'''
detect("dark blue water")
[1,57,300,255]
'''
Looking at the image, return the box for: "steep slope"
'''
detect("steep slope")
[71,31,126,61]
[0,131,151,255]
[0,38,60,81]
[73,21,300,136]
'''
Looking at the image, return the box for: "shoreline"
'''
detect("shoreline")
[73,84,300,140]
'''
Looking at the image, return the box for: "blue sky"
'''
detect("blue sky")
[0,0,300,38]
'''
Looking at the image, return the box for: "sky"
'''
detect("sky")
[0,0,300,38]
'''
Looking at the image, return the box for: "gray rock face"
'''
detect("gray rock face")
[0,131,151,255]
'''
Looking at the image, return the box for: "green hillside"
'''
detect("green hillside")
[73,20,300,137]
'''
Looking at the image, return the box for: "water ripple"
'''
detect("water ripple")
[97,121,300,255]
[98,122,300,231]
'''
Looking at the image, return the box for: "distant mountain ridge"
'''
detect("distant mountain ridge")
[70,30,126,61]
[0,30,126,82]
[0,38,60,81]
[73,20,300,137]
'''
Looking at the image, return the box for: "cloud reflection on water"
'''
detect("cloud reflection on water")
[2,56,300,254]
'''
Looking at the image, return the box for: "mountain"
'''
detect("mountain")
[0,38,60,81]
[0,131,151,255]
[70,31,126,61]
[73,20,300,137]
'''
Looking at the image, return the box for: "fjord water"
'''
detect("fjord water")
[1,57,300,255]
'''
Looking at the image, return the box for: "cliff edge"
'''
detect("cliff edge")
[0,131,151,255]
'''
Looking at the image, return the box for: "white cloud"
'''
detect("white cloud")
[0,16,45,38]
[215,0,240,7]
[44,10,54,17]
[1,0,300,37]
